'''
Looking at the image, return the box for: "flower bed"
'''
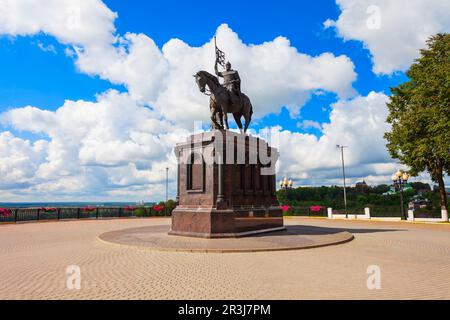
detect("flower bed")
[310,205,323,213]
[38,207,58,220]
[150,205,165,216]
[81,206,97,218]
[0,208,12,217]
[152,204,164,213]
[82,206,96,213]
[124,206,137,212]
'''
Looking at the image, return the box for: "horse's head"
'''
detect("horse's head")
[193,72,207,93]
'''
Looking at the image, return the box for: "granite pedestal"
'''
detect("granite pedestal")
[170,130,284,238]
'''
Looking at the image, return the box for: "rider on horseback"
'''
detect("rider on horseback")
[215,60,242,109]
[192,37,253,132]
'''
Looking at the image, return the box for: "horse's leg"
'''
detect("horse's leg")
[210,104,217,130]
[210,99,222,130]
[218,111,224,129]
[214,110,224,130]
[221,103,230,130]
[233,113,243,134]
[215,99,224,130]
[243,99,253,133]
[210,104,216,130]
[223,112,230,130]
[213,111,221,130]
[217,92,230,130]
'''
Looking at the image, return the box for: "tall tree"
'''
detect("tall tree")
[385,33,450,213]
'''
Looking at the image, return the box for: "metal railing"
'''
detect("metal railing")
[332,208,365,216]
[411,208,443,219]
[285,206,328,217]
[0,207,158,224]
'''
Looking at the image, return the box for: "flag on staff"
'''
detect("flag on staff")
[215,36,226,68]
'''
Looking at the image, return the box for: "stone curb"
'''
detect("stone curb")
[97,230,354,254]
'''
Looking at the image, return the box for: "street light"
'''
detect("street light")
[280,177,294,191]
[280,177,294,205]
[165,167,169,217]
[391,170,410,220]
[336,145,348,219]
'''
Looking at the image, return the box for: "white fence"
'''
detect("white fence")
[327,207,371,220]
[407,209,449,222]
[326,207,449,223]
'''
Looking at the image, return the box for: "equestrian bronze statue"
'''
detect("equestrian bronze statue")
[193,37,253,133]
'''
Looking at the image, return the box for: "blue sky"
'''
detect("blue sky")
[0,0,447,201]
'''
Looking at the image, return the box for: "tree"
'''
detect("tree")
[411,182,431,192]
[385,33,450,213]
[165,199,177,216]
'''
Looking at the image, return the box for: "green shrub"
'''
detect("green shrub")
[134,207,149,217]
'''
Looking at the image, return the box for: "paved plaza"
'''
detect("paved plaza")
[0,217,449,300]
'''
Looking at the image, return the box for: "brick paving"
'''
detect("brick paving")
[0,217,449,300]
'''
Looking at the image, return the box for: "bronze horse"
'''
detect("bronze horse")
[194,71,253,133]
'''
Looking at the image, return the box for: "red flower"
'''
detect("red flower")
[280,205,290,212]
[0,208,12,217]
[310,205,322,213]
[41,207,57,212]
[124,206,137,212]
[152,205,164,213]
[82,206,96,213]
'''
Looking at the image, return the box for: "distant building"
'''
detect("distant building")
[382,183,414,196]
[355,180,369,188]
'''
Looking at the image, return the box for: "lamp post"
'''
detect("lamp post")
[165,167,169,217]
[391,170,410,220]
[336,145,348,219]
[280,177,294,204]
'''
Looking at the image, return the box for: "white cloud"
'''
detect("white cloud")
[1,91,187,201]
[75,32,170,104]
[68,23,358,125]
[298,120,322,131]
[0,132,48,189]
[0,0,117,47]
[36,42,57,54]
[326,0,450,74]
[155,25,357,123]
[276,92,397,185]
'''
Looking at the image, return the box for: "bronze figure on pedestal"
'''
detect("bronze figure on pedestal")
[193,37,253,133]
